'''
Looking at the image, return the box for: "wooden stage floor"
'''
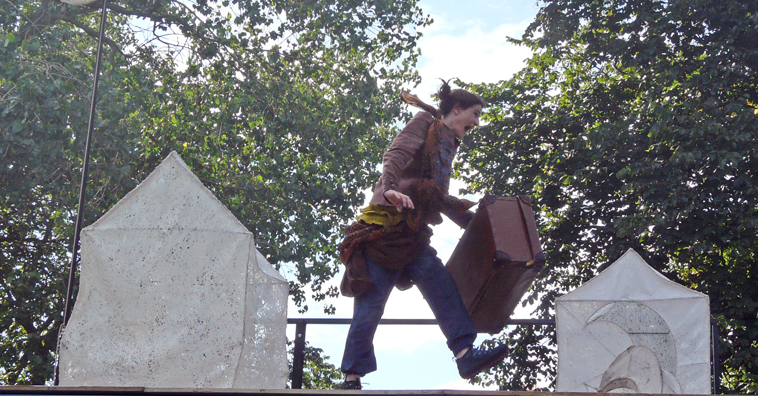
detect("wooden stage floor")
[0,387,718,396]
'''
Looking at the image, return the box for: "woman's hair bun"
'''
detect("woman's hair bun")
[436,78,486,117]
[438,79,452,101]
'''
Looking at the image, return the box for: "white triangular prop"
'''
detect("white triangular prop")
[59,152,288,388]
[556,249,710,394]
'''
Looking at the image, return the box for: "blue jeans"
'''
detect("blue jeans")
[340,246,477,375]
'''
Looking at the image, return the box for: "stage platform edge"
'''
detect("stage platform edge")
[0,386,724,396]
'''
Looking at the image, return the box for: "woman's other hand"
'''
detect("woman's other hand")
[383,190,415,212]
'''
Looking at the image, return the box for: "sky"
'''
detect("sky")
[285,0,540,390]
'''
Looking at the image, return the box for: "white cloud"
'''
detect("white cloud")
[414,19,534,105]
[374,323,447,353]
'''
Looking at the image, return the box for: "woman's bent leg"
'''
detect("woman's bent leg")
[405,246,477,355]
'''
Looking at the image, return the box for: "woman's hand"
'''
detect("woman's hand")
[383,190,415,212]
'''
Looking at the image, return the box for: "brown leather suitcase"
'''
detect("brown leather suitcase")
[445,195,546,334]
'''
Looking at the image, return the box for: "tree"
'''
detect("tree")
[287,342,342,390]
[1,0,429,384]
[458,0,758,392]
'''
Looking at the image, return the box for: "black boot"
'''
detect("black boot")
[456,344,509,379]
[340,378,362,390]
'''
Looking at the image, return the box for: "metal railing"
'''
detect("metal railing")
[287,318,554,390]
[287,317,722,393]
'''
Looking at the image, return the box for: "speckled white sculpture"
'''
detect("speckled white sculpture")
[59,151,288,388]
[556,249,711,394]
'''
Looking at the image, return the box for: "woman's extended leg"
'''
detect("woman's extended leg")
[340,255,401,375]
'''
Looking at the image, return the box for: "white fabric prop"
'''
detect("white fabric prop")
[556,249,711,394]
[59,152,288,388]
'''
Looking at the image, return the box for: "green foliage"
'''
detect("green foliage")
[287,342,342,390]
[1,0,429,384]
[458,0,758,391]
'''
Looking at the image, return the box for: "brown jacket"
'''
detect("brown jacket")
[369,111,472,228]
[370,112,456,201]
[339,112,475,296]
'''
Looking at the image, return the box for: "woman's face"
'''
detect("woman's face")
[446,104,483,139]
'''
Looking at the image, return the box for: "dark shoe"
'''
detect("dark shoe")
[340,378,362,390]
[456,344,508,379]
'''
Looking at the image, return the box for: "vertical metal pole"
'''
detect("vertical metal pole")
[55,0,109,386]
[712,320,721,394]
[292,321,307,389]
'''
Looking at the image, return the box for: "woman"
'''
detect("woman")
[338,81,508,390]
